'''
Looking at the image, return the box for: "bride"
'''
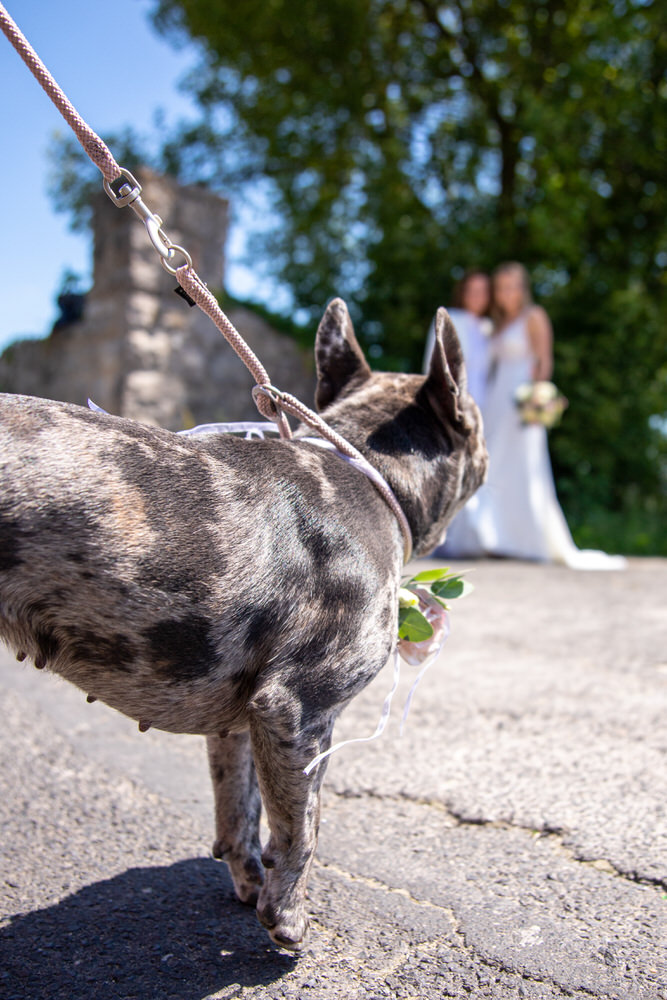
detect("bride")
[457,262,625,570]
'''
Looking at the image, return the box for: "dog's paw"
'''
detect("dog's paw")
[270,922,308,952]
[212,842,264,906]
[257,891,309,951]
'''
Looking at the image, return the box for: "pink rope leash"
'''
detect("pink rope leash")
[246,379,413,563]
[172,267,293,441]
[0,1,412,562]
[0,3,122,183]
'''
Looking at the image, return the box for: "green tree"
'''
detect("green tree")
[150,0,665,350]
[49,0,667,551]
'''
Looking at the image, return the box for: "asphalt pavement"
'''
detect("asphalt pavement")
[1,557,665,1000]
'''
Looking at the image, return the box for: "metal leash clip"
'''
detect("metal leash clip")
[104,167,192,273]
[251,384,293,440]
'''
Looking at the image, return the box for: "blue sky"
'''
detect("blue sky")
[0,0,257,351]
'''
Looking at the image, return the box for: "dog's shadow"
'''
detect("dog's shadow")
[0,857,297,999]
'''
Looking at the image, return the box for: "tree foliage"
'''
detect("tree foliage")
[151,2,664,335]
[149,0,667,553]
[50,0,667,551]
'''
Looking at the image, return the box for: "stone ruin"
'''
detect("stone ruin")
[0,168,315,430]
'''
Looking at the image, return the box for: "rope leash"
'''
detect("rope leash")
[0,4,121,183]
[0,2,411,562]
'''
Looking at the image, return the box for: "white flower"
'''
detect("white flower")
[398,587,419,608]
[532,381,557,405]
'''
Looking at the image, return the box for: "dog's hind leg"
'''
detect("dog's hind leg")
[248,706,335,951]
[207,731,264,906]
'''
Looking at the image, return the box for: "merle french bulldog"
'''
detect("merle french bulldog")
[0,298,486,950]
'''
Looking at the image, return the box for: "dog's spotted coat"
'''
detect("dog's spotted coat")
[0,298,487,949]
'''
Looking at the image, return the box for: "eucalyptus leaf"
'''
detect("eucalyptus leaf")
[432,577,475,600]
[409,567,451,584]
[398,606,434,642]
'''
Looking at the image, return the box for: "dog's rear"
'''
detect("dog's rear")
[0,298,486,948]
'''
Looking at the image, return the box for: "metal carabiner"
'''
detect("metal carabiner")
[103,167,142,208]
[160,244,193,275]
[251,384,292,439]
[104,168,176,262]
[144,214,173,262]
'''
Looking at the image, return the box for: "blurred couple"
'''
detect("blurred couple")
[425,262,625,570]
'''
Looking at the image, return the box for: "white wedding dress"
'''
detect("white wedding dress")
[425,308,493,558]
[449,313,626,570]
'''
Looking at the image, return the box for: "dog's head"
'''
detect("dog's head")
[314,298,488,557]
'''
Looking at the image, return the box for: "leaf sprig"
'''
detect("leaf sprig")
[398,568,474,643]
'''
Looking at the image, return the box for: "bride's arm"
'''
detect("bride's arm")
[526,306,554,381]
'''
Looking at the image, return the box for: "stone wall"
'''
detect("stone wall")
[0,168,315,430]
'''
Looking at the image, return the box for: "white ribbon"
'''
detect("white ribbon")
[87,402,279,441]
[303,599,451,775]
[303,649,402,776]
[179,420,280,439]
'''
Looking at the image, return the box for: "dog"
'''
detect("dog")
[0,297,487,950]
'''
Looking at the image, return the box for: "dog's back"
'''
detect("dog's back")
[0,392,406,734]
[0,297,486,949]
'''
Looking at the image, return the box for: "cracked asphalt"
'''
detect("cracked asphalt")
[1,557,665,999]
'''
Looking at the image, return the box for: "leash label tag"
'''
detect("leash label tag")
[174,285,196,307]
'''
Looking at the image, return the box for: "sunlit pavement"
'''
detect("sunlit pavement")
[1,558,665,999]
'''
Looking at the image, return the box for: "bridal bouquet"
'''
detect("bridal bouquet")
[514,380,568,429]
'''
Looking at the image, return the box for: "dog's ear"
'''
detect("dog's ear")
[422,307,469,428]
[315,298,372,410]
